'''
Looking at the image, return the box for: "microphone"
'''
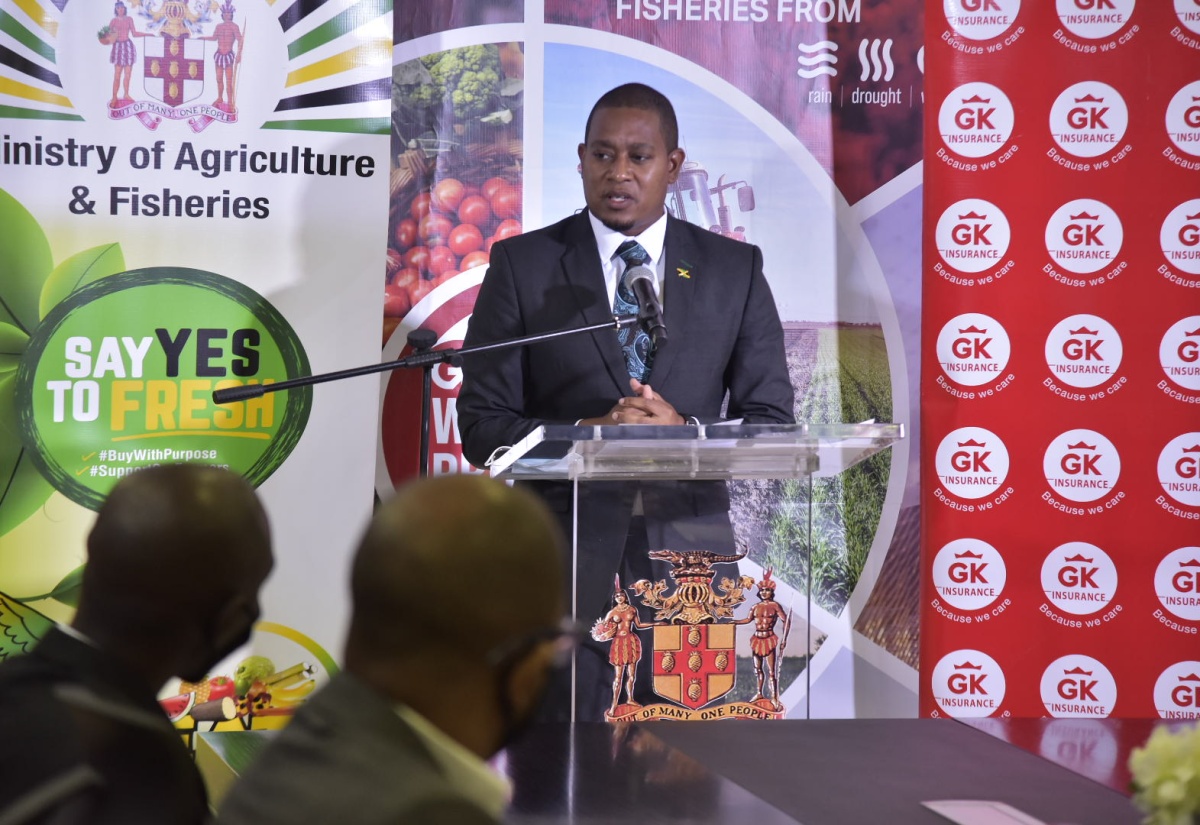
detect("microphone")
[621,265,668,347]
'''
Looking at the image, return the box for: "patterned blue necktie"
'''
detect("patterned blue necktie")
[614,239,654,382]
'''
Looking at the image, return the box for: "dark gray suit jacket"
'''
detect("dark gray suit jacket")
[456,210,794,631]
[457,210,794,466]
[217,673,496,825]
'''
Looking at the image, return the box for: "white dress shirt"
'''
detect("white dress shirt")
[587,210,668,308]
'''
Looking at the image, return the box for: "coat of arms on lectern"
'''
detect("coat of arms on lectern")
[592,549,790,722]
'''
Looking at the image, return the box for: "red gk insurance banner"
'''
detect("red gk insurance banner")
[922,0,1200,724]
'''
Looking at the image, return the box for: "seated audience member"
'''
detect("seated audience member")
[218,474,567,825]
[0,464,274,825]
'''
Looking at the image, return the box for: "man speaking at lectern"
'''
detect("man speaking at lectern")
[457,83,794,717]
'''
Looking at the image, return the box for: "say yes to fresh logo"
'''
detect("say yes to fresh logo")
[938,83,1015,158]
[17,268,310,509]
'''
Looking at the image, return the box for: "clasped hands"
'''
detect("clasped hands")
[578,378,687,426]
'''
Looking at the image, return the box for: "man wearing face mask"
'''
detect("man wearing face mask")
[0,464,274,825]
[217,474,569,825]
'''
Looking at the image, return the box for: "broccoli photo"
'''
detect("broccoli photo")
[396,45,502,121]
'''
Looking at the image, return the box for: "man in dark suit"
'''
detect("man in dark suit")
[457,83,794,719]
[0,464,274,825]
[217,474,568,825]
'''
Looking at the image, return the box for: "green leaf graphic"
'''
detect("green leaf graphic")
[0,322,28,375]
[40,243,125,319]
[0,591,53,661]
[45,565,84,608]
[0,374,54,537]
[0,188,53,336]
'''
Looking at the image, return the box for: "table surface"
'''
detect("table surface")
[199,718,1150,825]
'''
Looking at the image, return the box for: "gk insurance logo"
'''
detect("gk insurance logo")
[1155,547,1200,622]
[1160,316,1200,392]
[932,539,1007,611]
[936,427,1010,498]
[1167,81,1200,157]
[1178,0,1200,36]
[939,83,1015,158]
[1049,82,1128,158]
[1056,0,1136,40]
[1041,655,1117,718]
[1043,429,1120,503]
[1158,434,1200,508]
[932,650,1006,718]
[937,313,1011,386]
[936,200,1011,274]
[1154,663,1200,719]
[1161,200,1200,276]
[943,0,1021,40]
[1041,542,1118,615]
[1045,199,1124,275]
[1045,314,1122,389]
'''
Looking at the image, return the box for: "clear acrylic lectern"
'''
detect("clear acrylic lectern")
[490,422,903,722]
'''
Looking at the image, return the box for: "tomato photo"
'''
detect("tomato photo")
[459,250,490,271]
[383,280,413,318]
[403,245,431,273]
[409,191,434,222]
[481,176,510,201]
[490,184,521,221]
[418,214,454,247]
[458,195,492,228]
[428,245,458,277]
[393,218,418,250]
[493,219,522,242]
[431,178,466,213]
[448,223,484,257]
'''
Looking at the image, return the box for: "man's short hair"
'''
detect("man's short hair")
[584,83,679,151]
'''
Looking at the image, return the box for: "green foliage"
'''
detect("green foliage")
[39,243,125,319]
[0,373,55,536]
[0,323,29,375]
[772,327,893,614]
[0,591,53,661]
[398,45,502,120]
[0,188,53,335]
[0,187,125,538]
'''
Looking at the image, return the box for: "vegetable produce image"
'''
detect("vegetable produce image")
[400,46,503,121]
[386,43,524,341]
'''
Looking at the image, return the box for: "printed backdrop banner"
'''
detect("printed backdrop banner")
[0,0,392,729]
[922,0,1200,734]
[386,0,926,718]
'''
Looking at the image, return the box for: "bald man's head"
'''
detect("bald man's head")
[346,474,564,671]
[77,464,273,682]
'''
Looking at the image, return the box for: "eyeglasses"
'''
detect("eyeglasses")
[485,617,587,671]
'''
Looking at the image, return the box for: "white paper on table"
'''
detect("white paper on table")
[921,800,1050,825]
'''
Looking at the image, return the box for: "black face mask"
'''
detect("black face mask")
[489,620,582,751]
